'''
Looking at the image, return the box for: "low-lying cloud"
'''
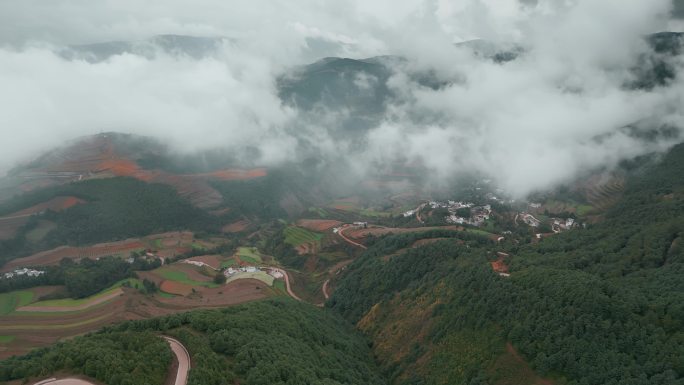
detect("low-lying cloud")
[0,0,682,197]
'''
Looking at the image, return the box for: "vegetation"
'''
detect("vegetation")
[2,299,384,385]
[0,256,159,298]
[155,267,218,288]
[0,331,172,385]
[283,226,323,247]
[211,169,296,220]
[0,291,34,315]
[236,246,263,263]
[0,178,218,264]
[328,143,684,385]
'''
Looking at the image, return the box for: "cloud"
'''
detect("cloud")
[0,0,682,198]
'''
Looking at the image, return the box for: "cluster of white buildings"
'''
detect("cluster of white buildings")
[520,213,541,227]
[224,266,259,277]
[552,217,576,233]
[3,268,45,279]
[445,202,492,227]
[402,209,416,218]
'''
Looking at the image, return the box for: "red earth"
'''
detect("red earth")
[296,219,342,232]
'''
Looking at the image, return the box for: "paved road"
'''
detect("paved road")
[164,337,191,385]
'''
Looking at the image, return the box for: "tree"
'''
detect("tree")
[213,273,226,285]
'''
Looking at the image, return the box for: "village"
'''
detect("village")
[2,268,45,280]
[403,200,493,227]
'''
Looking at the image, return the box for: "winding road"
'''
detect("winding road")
[337,225,368,249]
[322,279,330,299]
[164,336,191,385]
[271,267,302,301]
[33,379,95,385]
[32,337,191,385]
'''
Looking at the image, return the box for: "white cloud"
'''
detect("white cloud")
[0,0,681,198]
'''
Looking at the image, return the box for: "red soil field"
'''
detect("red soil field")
[3,240,145,271]
[171,264,214,282]
[490,259,509,274]
[156,279,268,307]
[0,196,85,241]
[295,242,318,255]
[296,219,342,232]
[0,217,29,241]
[160,280,193,296]
[222,220,250,233]
[0,288,130,359]
[6,196,85,218]
[0,278,270,359]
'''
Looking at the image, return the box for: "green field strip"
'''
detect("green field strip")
[0,291,34,315]
[236,247,262,262]
[0,335,15,343]
[283,227,324,247]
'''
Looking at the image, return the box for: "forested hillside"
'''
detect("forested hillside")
[0,331,172,385]
[328,144,684,385]
[2,298,384,385]
[0,177,217,264]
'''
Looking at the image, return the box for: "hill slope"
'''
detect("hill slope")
[328,143,684,385]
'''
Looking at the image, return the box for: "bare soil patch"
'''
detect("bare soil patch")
[4,240,145,271]
[202,168,267,180]
[222,220,250,233]
[296,219,342,232]
[160,281,193,296]
[345,226,464,240]
[157,279,268,307]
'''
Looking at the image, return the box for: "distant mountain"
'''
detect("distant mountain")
[632,32,684,89]
[59,34,232,62]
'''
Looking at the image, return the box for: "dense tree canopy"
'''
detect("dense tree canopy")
[0,177,218,265]
[328,144,684,385]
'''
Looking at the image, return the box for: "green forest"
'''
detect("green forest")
[0,177,218,264]
[0,331,172,385]
[0,299,384,385]
[327,144,684,385]
[0,256,159,298]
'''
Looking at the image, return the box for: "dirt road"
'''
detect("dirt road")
[164,336,191,385]
[322,279,330,299]
[33,378,96,385]
[337,225,367,249]
[271,268,302,301]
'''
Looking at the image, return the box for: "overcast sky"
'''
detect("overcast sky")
[0,0,682,196]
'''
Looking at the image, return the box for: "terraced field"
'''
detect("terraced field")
[0,291,34,315]
[284,227,324,246]
[17,288,124,313]
[284,226,325,255]
[235,247,263,264]
[582,174,626,211]
[225,271,274,286]
[155,268,218,288]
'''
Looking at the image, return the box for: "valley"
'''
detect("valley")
[0,19,682,385]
